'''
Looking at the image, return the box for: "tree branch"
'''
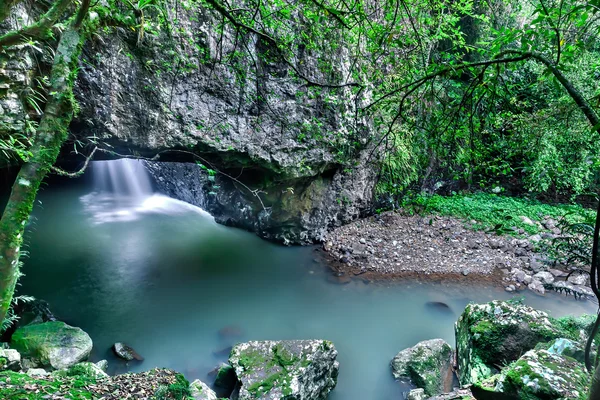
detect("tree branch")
[50,147,97,177]
[0,0,73,48]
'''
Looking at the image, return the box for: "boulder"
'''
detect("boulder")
[26,368,48,377]
[113,342,144,361]
[214,363,237,393]
[533,271,554,285]
[190,379,218,400]
[0,348,21,371]
[455,301,577,385]
[390,339,453,396]
[473,346,589,399]
[11,321,92,370]
[229,340,338,400]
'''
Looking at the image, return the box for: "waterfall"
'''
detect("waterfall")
[92,159,153,198]
[81,159,213,224]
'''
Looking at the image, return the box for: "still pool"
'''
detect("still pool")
[17,160,595,399]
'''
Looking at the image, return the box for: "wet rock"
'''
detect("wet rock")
[218,325,243,339]
[539,338,585,363]
[11,321,92,370]
[213,363,237,395]
[528,279,545,295]
[0,348,21,371]
[229,340,338,400]
[474,347,588,399]
[113,342,144,361]
[505,285,515,292]
[533,271,554,285]
[455,301,577,385]
[190,379,218,400]
[213,346,233,359]
[390,339,452,397]
[425,302,454,315]
[96,359,108,371]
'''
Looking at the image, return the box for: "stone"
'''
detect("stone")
[539,338,585,364]
[407,388,426,400]
[113,342,144,361]
[190,379,218,400]
[533,271,554,284]
[543,218,557,230]
[529,234,542,242]
[549,269,568,277]
[567,272,588,286]
[229,340,338,400]
[528,279,545,295]
[213,363,237,393]
[473,348,589,399]
[11,321,92,370]
[0,348,21,371]
[488,240,503,249]
[390,339,452,397]
[26,368,49,377]
[520,216,535,226]
[96,359,108,371]
[512,269,526,282]
[505,285,515,292]
[523,274,532,284]
[455,300,579,385]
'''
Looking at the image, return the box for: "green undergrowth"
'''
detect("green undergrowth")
[0,371,96,399]
[401,193,593,235]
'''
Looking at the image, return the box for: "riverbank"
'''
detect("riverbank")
[322,208,594,298]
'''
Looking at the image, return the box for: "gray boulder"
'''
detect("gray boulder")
[0,348,21,371]
[10,321,92,369]
[390,339,453,396]
[455,301,578,385]
[229,340,339,400]
[190,379,218,400]
[474,345,589,399]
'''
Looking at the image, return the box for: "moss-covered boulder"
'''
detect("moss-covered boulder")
[190,379,218,400]
[473,346,589,399]
[455,300,581,385]
[390,339,453,396]
[229,340,339,400]
[10,321,92,370]
[54,361,109,380]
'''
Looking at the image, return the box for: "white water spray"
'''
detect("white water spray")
[81,159,213,223]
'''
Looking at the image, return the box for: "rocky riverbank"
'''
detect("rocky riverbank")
[322,210,594,299]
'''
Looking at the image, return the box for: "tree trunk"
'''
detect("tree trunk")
[0,22,86,324]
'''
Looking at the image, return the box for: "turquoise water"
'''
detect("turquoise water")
[18,162,595,399]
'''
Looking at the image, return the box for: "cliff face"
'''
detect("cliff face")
[69,4,377,243]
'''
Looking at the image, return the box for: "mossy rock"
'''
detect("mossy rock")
[455,301,583,385]
[473,348,589,399]
[229,340,338,400]
[390,339,453,396]
[10,321,92,370]
[190,379,218,400]
[53,361,108,380]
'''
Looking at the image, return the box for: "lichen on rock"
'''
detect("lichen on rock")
[229,339,338,399]
[390,338,453,396]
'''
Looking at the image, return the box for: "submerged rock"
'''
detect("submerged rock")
[390,339,453,396]
[213,363,237,394]
[474,346,589,399]
[455,301,576,385]
[11,321,92,369]
[218,325,243,339]
[113,342,144,361]
[190,379,218,400]
[229,340,339,400]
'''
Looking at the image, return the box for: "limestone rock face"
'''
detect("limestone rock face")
[390,339,453,396]
[10,321,92,370]
[455,301,574,385]
[190,379,218,400]
[474,346,589,399]
[229,340,339,400]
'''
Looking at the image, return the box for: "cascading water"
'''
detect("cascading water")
[81,159,212,224]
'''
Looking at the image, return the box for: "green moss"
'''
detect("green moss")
[153,373,191,400]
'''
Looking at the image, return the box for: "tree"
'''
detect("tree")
[0,0,91,325]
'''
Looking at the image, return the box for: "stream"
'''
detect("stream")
[17,159,595,399]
